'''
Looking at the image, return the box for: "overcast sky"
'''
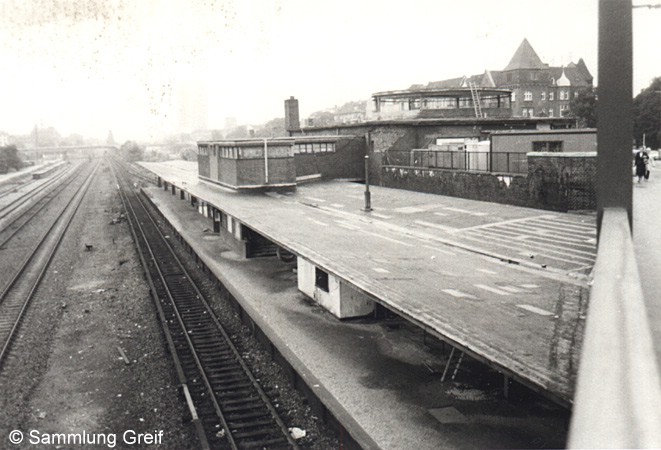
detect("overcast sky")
[1,0,659,142]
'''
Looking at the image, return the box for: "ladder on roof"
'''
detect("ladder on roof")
[469,81,483,118]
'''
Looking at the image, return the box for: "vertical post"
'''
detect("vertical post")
[363,155,372,212]
[263,139,269,184]
[597,0,633,237]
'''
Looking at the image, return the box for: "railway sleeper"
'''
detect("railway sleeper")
[227,411,273,422]
[231,428,281,441]
[206,367,245,377]
[241,437,291,449]
[204,361,242,371]
[230,419,278,431]
[213,380,254,391]
[217,388,256,399]
[219,398,264,409]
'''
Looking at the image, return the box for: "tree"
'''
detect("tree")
[225,126,250,139]
[633,77,661,149]
[0,145,22,174]
[120,141,145,161]
[252,117,287,137]
[565,88,597,128]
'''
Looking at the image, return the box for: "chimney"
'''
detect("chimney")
[284,96,301,133]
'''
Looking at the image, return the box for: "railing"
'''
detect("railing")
[384,150,528,174]
[568,208,661,448]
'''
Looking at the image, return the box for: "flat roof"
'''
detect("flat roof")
[372,87,512,99]
[490,128,597,136]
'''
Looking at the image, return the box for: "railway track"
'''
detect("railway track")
[112,158,299,450]
[0,161,98,369]
[0,162,87,249]
[0,162,74,222]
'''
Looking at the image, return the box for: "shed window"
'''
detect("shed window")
[532,141,563,152]
[315,267,329,292]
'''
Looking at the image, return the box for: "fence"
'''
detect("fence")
[384,150,528,174]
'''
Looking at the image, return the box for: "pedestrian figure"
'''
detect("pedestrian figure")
[634,148,650,183]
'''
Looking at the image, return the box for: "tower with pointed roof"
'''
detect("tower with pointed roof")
[387,38,593,119]
[496,39,593,118]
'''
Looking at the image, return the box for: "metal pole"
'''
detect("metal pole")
[263,138,269,184]
[596,0,633,237]
[363,155,372,212]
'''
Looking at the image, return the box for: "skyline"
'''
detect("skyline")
[1,0,660,143]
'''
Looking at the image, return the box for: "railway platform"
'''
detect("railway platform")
[138,160,594,449]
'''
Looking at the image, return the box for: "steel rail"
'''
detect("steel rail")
[0,162,75,221]
[0,163,86,248]
[112,157,298,449]
[0,161,99,367]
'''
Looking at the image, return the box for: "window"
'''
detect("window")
[549,92,554,101]
[549,108,554,117]
[574,91,579,98]
[315,267,329,292]
[524,91,533,101]
[532,141,563,152]
[372,98,380,112]
[511,92,516,102]
[294,142,335,154]
[560,90,569,100]
[409,98,420,110]
[541,92,546,101]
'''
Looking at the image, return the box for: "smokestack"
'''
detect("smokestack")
[284,96,301,133]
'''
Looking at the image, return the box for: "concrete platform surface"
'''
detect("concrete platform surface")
[140,160,593,405]
[143,181,570,450]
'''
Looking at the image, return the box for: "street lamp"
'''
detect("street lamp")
[362,154,372,212]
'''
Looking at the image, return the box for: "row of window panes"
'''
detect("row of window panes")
[515,90,579,102]
[532,141,563,152]
[295,142,336,154]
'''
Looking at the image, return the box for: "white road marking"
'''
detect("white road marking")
[499,285,524,293]
[394,206,425,214]
[443,207,484,215]
[371,213,392,219]
[307,218,328,227]
[519,284,540,289]
[305,196,326,203]
[331,203,345,208]
[362,230,414,247]
[475,284,511,295]
[478,269,497,275]
[433,212,448,217]
[516,304,554,316]
[443,289,477,299]
[414,220,456,232]
[372,267,390,274]
[335,221,360,231]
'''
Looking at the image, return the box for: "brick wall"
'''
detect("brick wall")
[294,137,365,180]
[381,152,596,212]
[235,158,295,187]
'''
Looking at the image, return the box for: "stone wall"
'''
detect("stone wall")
[381,152,596,212]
